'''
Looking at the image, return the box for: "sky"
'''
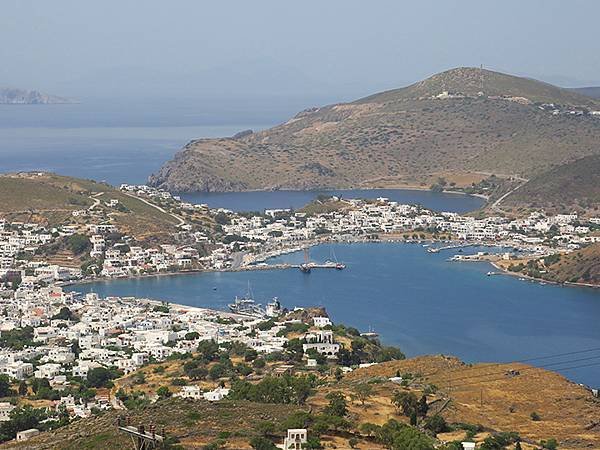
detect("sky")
[1,0,600,104]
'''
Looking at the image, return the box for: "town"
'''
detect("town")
[0,183,599,445]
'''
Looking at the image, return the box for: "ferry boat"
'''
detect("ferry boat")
[228,282,266,317]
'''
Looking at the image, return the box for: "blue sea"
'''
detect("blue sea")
[2,100,598,386]
[69,243,600,386]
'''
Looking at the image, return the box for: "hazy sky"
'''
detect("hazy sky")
[2,0,600,102]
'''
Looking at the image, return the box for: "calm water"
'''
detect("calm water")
[68,243,600,386]
[5,101,599,386]
[179,189,484,213]
[0,100,270,185]
[0,101,483,212]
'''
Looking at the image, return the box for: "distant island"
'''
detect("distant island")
[0,87,76,104]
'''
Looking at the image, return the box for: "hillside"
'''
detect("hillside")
[498,243,600,287]
[0,173,179,241]
[504,154,600,212]
[6,355,599,449]
[570,86,600,99]
[542,244,600,285]
[149,67,600,194]
[0,87,75,104]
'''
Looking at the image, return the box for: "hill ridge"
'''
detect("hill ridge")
[149,67,600,195]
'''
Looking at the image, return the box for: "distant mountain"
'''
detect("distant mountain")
[0,87,75,104]
[570,86,600,99]
[505,154,600,210]
[149,67,600,194]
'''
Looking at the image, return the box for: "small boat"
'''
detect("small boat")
[486,271,495,276]
[299,263,312,273]
[361,326,379,338]
[212,287,217,291]
[330,247,346,270]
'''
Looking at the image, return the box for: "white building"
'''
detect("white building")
[176,385,202,400]
[313,317,332,328]
[203,387,230,402]
[0,402,15,422]
[283,429,307,450]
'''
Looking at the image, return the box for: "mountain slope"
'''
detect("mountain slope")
[0,173,179,240]
[149,67,600,193]
[0,87,75,104]
[570,86,600,99]
[504,154,600,211]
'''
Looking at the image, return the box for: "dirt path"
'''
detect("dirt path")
[121,192,186,226]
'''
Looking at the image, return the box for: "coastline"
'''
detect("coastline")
[489,261,599,290]
[177,185,489,201]
[62,236,600,294]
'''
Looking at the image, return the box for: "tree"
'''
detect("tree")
[417,395,429,417]
[392,426,434,450]
[352,383,373,407]
[52,306,76,321]
[540,439,558,450]
[255,421,276,437]
[424,415,448,434]
[209,363,227,380]
[87,367,113,388]
[391,391,418,417]
[249,436,277,450]
[349,437,359,448]
[18,381,28,397]
[184,331,199,340]
[0,375,11,397]
[325,392,347,417]
[156,386,171,399]
[197,340,220,362]
[67,234,91,254]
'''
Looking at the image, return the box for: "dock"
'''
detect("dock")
[241,262,345,272]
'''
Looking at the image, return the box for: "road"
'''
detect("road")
[121,192,186,226]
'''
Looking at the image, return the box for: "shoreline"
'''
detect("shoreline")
[62,237,600,293]
[176,185,489,201]
[490,261,599,290]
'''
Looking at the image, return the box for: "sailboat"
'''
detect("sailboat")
[299,247,312,273]
[330,247,346,270]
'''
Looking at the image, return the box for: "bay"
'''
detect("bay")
[179,189,484,213]
[68,242,600,386]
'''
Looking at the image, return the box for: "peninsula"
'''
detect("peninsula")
[149,67,600,214]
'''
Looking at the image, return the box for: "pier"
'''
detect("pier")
[241,262,346,272]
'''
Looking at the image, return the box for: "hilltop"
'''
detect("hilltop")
[149,67,600,196]
[0,87,75,104]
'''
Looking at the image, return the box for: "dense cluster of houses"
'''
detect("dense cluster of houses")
[0,264,345,422]
[217,198,599,264]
